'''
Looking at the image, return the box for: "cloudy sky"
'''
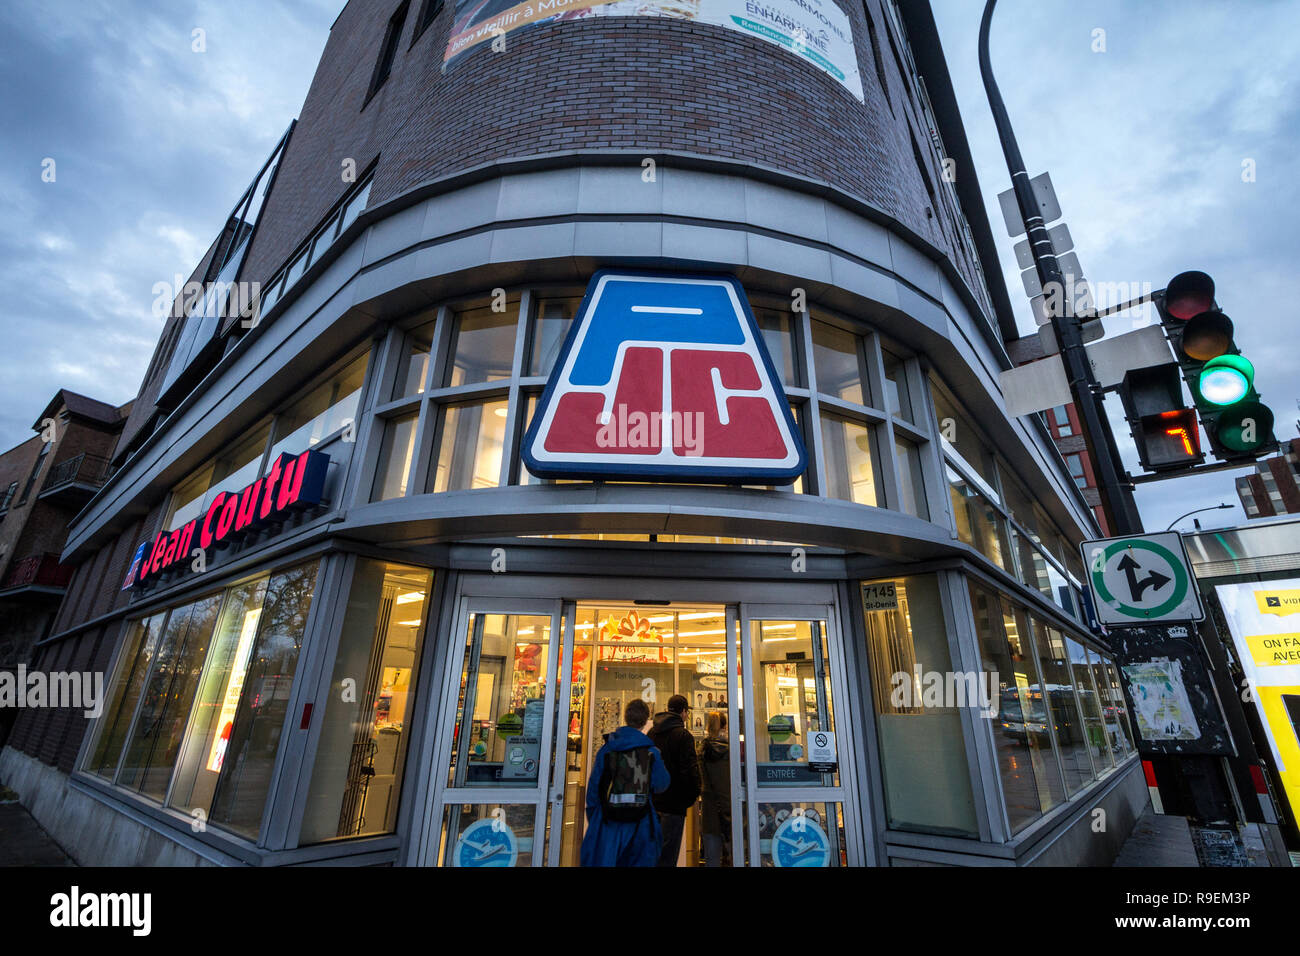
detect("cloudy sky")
[1,0,1295,534]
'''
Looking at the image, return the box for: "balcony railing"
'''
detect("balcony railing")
[1,552,72,591]
[40,453,111,499]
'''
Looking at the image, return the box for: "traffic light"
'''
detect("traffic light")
[1156,271,1277,462]
[1118,363,1204,471]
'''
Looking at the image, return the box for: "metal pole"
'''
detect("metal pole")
[1164,503,1233,532]
[978,0,1143,535]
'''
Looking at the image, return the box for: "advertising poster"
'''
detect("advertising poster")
[445,0,864,103]
[1215,580,1300,822]
[1120,659,1200,742]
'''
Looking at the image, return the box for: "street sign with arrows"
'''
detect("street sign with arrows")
[1080,531,1205,627]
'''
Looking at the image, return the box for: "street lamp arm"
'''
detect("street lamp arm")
[1164,503,1233,532]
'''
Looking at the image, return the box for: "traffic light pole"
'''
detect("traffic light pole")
[978,0,1143,536]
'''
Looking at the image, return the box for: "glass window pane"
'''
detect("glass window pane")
[169,578,271,815]
[820,415,879,506]
[895,437,929,519]
[117,594,224,800]
[1001,604,1065,811]
[372,414,419,501]
[446,613,552,789]
[1088,649,1125,764]
[1101,658,1135,758]
[864,575,977,836]
[439,803,536,867]
[166,423,270,533]
[810,320,863,405]
[758,802,846,867]
[882,349,914,422]
[84,613,167,778]
[446,301,518,386]
[269,353,368,461]
[302,561,431,843]
[528,298,577,377]
[947,466,1010,571]
[930,382,998,489]
[208,561,320,838]
[749,620,837,788]
[755,309,798,387]
[396,321,434,399]
[339,179,372,234]
[1066,637,1113,772]
[1031,623,1095,793]
[968,583,1041,833]
[432,399,507,493]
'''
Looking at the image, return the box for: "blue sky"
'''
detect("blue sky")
[0,0,1295,534]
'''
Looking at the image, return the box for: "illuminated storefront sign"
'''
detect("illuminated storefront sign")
[523,271,806,483]
[132,448,329,588]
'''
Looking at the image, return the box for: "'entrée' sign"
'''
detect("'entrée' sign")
[130,449,329,588]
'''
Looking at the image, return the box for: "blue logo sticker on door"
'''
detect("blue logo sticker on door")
[770,812,830,867]
[522,271,806,483]
[454,816,519,867]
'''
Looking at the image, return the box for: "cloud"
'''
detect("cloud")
[933,0,1300,531]
[0,0,337,448]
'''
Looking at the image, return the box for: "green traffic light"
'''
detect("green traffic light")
[1216,400,1275,453]
[1198,354,1253,406]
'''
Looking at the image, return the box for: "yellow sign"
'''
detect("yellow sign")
[1245,633,1300,667]
[1255,589,1300,617]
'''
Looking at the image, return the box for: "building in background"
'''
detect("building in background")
[2,0,1142,867]
[0,390,131,747]
[1007,334,1112,535]
[1236,438,1300,519]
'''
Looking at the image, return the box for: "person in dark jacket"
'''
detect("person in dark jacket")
[646,694,702,866]
[698,711,731,867]
[580,698,670,867]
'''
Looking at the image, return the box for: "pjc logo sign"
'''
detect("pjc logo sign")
[523,272,806,482]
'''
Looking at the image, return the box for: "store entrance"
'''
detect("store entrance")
[422,590,855,867]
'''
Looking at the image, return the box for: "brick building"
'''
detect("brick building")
[1235,437,1300,519]
[0,390,130,747]
[3,0,1141,867]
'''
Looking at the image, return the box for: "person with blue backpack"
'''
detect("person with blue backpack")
[580,698,670,867]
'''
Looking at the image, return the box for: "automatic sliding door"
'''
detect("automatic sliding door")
[739,607,854,867]
[425,600,561,866]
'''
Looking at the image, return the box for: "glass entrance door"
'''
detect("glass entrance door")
[425,599,562,866]
[546,602,741,866]
[739,606,853,866]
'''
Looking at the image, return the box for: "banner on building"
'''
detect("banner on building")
[1215,580,1300,823]
[445,0,864,103]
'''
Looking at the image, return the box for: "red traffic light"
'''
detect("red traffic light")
[1165,271,1215,320]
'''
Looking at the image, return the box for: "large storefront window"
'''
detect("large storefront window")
[1027,621,1095,795]
[116,594,224,800]
[85,613,166,778]
[863,574,977,837]
[84,560,321,841]
[209,562,319,837]
[301,561,431,843]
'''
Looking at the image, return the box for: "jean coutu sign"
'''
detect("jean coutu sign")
[125,449,329,589]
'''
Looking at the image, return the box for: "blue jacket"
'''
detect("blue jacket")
[580,725,670,867]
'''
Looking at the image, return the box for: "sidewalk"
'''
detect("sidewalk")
[1112,806,1199,866]
[0,788,75,866]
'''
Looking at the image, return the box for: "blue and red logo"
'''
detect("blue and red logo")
[522,272,805,483]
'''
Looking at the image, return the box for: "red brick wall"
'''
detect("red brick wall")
[241,0,979,300]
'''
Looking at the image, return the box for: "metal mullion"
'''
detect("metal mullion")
[546,601,576,867]
[430,305,454,391]
[372,395,423,419]
[726,604,743,867]
[892,418,930,443]
[425,381,511,404]
[815,393,890,423]
[500,290,531,487]
[739,607,761,866]
[421,594,473,864]
[333,335,386,511]
[798,309,829,498]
